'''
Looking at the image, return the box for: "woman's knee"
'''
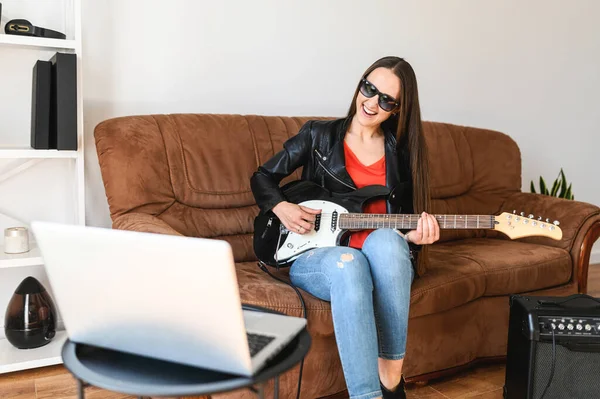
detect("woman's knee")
[363,228,410,256]
[322,247,373,290]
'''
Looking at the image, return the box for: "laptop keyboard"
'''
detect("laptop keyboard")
[247,332,275,357]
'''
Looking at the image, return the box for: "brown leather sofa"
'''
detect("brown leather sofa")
[94,113,600,399]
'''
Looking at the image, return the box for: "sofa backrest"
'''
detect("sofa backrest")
[95,113,521,262]
[426,121,522,242]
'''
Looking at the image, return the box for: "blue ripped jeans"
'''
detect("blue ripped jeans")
[289,229,414,399]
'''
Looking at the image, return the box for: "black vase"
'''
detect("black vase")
[4,276,57,349]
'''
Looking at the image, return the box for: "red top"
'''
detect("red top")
[343,141,387,249]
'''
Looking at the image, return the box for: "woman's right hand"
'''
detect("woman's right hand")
[272,201,321,235]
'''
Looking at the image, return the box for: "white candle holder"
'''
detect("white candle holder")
[4,227,30,254]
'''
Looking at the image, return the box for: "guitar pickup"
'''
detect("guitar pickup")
[331,210,338,232]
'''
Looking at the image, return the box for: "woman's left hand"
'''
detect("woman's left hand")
[406,212,440,245]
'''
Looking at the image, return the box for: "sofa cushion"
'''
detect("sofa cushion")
[236,261,329,318]
[438,238,572,296]
[236,256,487,323]
[409,248,486,318]
[236,236,572,320]
[426,123,474,199]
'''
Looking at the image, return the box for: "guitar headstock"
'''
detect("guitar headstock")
[495,211,563,240]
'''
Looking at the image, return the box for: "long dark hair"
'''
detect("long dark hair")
[347,56,431,268]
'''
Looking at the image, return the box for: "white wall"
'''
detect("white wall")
[81,0,600,259]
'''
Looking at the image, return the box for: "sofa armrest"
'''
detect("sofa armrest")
[112,212,184,236]
[500,192,600,293]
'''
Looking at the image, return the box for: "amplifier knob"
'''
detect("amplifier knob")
[550,323,557,330]
[585,324,592,331]
[558,324,565,330]
[577,324,583,331]
[567,324,574,330]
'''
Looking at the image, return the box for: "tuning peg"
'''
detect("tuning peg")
[528,214,534,218]
[546,218,550,223]
[538,216,542,221]
[513,210,517,214]
[554,220,560,226]
[520,212,525,216]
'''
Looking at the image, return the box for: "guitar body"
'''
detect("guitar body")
[253,180,390,267]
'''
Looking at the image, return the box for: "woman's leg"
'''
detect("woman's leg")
[290,247,382,399]
[361,229,415,390]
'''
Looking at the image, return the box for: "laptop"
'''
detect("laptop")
[31,221,307,377]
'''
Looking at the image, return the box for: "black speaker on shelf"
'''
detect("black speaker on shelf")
[503,294,600,399]
[49,52,77,150]
[31,60,54,149]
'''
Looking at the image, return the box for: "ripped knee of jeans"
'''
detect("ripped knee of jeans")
[336,252,354,268]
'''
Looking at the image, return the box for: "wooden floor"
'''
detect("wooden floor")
[2,264,599,399]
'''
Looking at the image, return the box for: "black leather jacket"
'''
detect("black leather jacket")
[250,116,422,254]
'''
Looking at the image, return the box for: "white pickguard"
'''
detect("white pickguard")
[275,200,349,263]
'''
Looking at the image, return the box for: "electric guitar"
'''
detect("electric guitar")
[253,180,563,268]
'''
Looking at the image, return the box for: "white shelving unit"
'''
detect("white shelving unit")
[0,331,68,374]
[0,244,43,269]
[0,148,78,159]
[0,0,83,374]
[0,34,76,51]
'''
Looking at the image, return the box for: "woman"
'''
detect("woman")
[250,56,440,399]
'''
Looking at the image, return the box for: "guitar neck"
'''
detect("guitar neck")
[338,213,496,230]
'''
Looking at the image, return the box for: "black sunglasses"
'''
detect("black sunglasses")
[359,78,399,112]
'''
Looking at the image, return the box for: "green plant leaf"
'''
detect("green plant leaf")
[530,180,536,194]
[540,176,547,195]
[559,168,567,198]
[565,183,572,200]
[550,178,560,197]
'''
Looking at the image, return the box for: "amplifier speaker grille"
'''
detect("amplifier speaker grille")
[531,341,600,399]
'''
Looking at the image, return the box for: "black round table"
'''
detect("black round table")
[60,307,311,399]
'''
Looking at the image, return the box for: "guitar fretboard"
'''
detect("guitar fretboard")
[338,214,496,230]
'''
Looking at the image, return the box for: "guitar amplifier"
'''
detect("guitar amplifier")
[504,294,600,399]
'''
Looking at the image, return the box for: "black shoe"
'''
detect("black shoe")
[380,375,406,399]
